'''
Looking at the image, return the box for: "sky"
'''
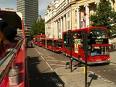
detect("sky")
[0,0,53,16]
[39,0,53,16]
[0,0,16,9]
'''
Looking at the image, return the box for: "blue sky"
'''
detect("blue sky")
[39,0,53,16]
[0,0,53,16]
[0,0,16,9]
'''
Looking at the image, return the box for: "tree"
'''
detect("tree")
[90,0,116,38]
[110,24,116,37]
[90,0,116,27]
[30,16,45,37]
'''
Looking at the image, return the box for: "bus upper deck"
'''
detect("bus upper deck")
[0,10,26,87]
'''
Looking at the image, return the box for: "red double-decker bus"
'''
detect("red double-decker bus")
[33,34,46,47]
[33,34,62,53]
[46,38,62,53]
[52,39,62,53]
[62,26,111,64]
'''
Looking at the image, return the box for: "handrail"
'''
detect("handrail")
[0,38,23,83]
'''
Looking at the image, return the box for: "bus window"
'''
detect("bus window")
[88,29,108,45]
[47,39,52,46]
[63,33,69,48]
[91,46,109,56]
[55,40,62,47]
[88,28,109,56]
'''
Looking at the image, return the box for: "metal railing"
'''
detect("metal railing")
[0,39,23,83]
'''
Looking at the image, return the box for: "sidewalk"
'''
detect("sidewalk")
[34,46,116,87]
[54,66,116,87]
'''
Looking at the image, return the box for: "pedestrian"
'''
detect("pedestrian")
[0,19,8,43]
[0,19,17,58]
[2,26,17,51]
[0,19,8,58]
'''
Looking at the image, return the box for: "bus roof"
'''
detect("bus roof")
[63,26,107,34]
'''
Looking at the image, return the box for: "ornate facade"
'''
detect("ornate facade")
[45,0,116,39]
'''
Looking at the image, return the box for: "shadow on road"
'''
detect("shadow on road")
[26,56,65,87]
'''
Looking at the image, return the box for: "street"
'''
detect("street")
[26,47,64,87]
[27,45,116,87]
[89,51,116,83]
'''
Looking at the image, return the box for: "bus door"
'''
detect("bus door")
[73,32,82,53]
[56,39,62,52]
[47,39,52,50]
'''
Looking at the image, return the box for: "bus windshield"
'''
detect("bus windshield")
[89,29,107,39]
[88,29,109,56]
[88,29,108,44]
[57,40,62,47]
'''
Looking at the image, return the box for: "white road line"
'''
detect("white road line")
[34,48,54,71]
[47,59,66,62]
[50,64,65,67]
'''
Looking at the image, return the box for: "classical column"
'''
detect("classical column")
[56,20,58,39]
[57,20,59,38]
[64,15,66,31]
[60,17,63,38]
[77,6,80,29]
[53,21,57,39]
[85,4,90,27]
[57,19,61,38]
[63,16,65,32]
[53,21,55,38]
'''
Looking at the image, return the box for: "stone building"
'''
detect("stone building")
[45,0,116,39]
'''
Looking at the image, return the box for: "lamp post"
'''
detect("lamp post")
[82,32,88,87]
[67,30,73,72]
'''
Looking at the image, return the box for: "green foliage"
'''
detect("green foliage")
[109,24,116,38]
[30,16,45,37]
[90,0,116,27]
[90,0,116,38]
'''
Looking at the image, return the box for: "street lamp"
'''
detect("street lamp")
[82,32,88,87]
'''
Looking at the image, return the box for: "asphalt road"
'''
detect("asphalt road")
[89,51,116,84]
[27,46,116,86]
[26,47,64,87]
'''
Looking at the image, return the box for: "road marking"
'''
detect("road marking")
[47,59,66,62]
[34,48,54,71]
[50,64,65,67]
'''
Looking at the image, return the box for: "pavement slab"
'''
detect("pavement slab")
[54,67,116,87]
[30,46,116,87]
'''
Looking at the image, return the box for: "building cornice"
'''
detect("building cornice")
[45,1,76,23]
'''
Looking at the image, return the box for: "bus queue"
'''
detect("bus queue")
[33,26,111,65]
